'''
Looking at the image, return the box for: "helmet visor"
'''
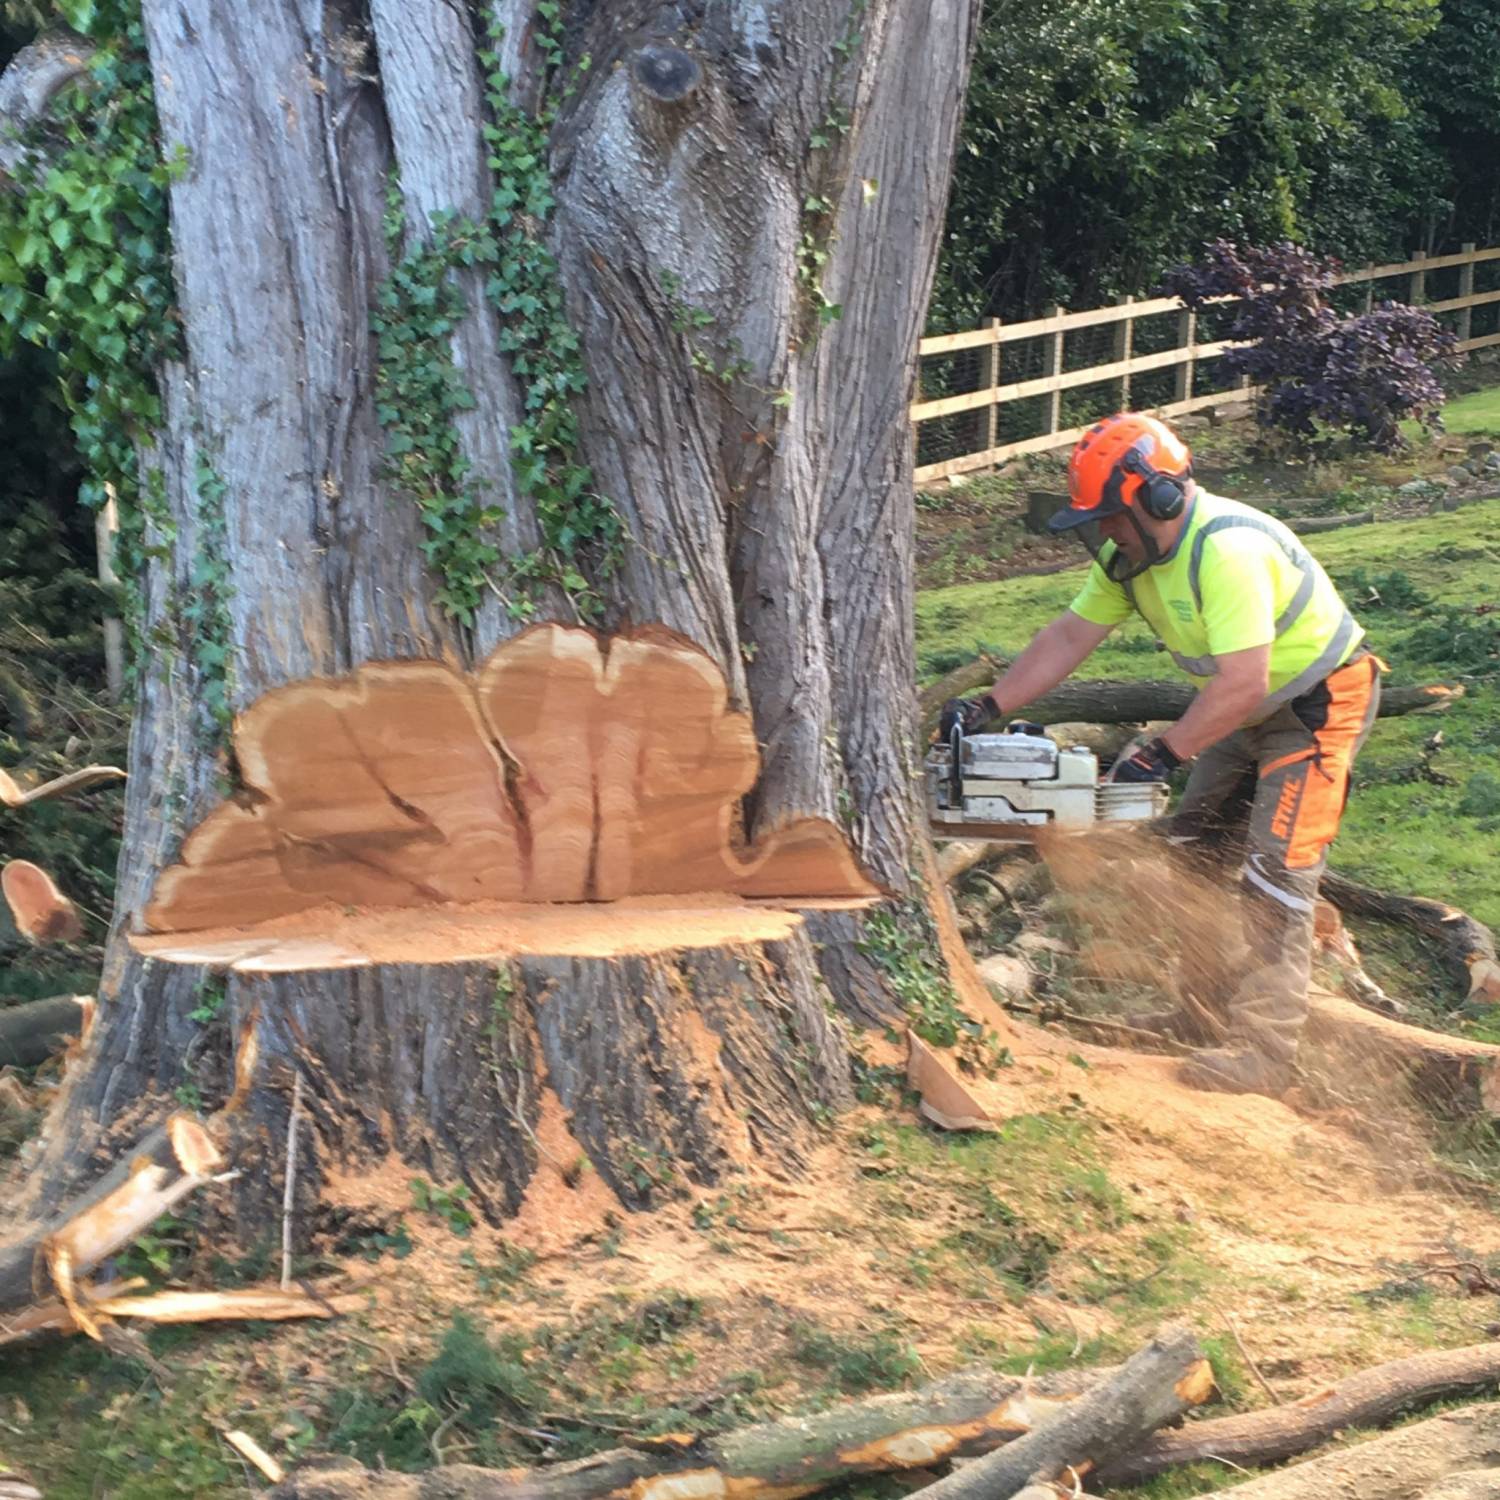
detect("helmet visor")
[1071,514,1158,583]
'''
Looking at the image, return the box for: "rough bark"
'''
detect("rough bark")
[918,672,1464,730]
[23,0,987,1230]
[904,1327,1211,1500]
[0,994,90,1069]
[269,1365,1117,1500]
[1321,870,1499,999]
[0,28,93,182]
[1099,1341,1500,1484]
[1182,1403,1500,1500]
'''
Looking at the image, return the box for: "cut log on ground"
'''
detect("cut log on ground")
[0,1113,222,1322]
[0,993,93,1067]
[1182,1402,1500,1500]
[132,625,878,972]
[918,674,1463,733]
[269,1363,1117,1500]
[1099,1339,1500,1484]
[1,861,83,944]
[0,762,126,807]
[900,1326,1211,1500]
[1289,509,1374,533]
[1305,989,1500,1116]
[1322,870,1500,1002]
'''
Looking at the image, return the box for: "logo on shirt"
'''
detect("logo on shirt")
[1169,598,1194,622]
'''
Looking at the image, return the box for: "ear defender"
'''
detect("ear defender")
[1121,444,1188,521]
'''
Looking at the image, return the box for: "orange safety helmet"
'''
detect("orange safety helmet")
[1049,413,1195,580]
[1052,413,1194,528]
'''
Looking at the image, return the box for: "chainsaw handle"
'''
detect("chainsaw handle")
[949,722,964,808]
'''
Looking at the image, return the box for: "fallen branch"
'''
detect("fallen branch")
[918,675,1464,732]
[0,29,95,183]
[1321,870,1499,1003]
[1288,509,1374,534]
[0,1113,223,1319]
[0,993,93,1068]
[270,1363,1119,1500]
[902,1326,1211,1500]
[1176,1402,1500,1500]
[0,763,126,807]
[1099,1339,1500,1484]
[2,1285,366,1347]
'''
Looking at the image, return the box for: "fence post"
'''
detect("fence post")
[1410,248,1427,306]
[979,316,1002,454]
[1363,263,1375,314]
[1113,295,1134,412]
[1173,307,1196,404]
[1458,242,1477,351]
[1045,305,1065,435]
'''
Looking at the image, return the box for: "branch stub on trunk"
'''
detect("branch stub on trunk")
[632,45,702,103]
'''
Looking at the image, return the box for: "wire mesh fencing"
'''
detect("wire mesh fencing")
[913,244,1500,484]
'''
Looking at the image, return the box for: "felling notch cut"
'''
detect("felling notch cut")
[132,624,880,971]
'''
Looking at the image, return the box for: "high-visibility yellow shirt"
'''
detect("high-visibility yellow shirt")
[1068,490,1364,714]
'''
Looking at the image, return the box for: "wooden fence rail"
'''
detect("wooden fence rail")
[913,242,1500,485]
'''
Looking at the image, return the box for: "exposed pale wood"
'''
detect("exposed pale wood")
[0,764,126,807]
[1178,1403,1500,1500]
[1419,1473,1500,1500]
[224,1430,286,1485]
[96,488,124,704]
[0,993,91,1068]
[1305,988,1500,1117]
[906,1326,1211,1500]
[0,1114,223,1317]
[3,1286,366,1346]
[136,625,879,969]
[1100,1340,1500,1484]
[2,861,83,944]
[269,1364,1118,1500]
[1459,331,1500,354]
[1321,870,1498,999]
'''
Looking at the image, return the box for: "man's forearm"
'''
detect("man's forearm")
[1163,674,1265,760]
[989,615,1108,715]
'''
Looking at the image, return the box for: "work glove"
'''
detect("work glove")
[939,693,999,739]
[1109,735,1183,783]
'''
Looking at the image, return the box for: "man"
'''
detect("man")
[941,412,1380,1097]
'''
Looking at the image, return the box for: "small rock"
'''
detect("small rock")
[976,952,1033,1002]
[1397,479,1433,496]
[1448,464,1474,485]
[1486,453,1500,472]
[1469,441,1494,461]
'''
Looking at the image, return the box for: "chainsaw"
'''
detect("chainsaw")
[926,722,1168,839]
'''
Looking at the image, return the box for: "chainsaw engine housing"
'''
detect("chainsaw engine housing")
[926,727,1167,833]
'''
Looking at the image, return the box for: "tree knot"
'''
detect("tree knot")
[632,45,702,103]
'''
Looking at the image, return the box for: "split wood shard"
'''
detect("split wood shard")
[1,860,83,944]
[133,625,880,971]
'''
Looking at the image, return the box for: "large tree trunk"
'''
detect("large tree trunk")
[19,1,985,1230]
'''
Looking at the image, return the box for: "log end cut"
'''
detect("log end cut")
[135,625,880,971]
[1,861,83,944]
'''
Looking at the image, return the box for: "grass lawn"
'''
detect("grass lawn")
[915,498,1500,939]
